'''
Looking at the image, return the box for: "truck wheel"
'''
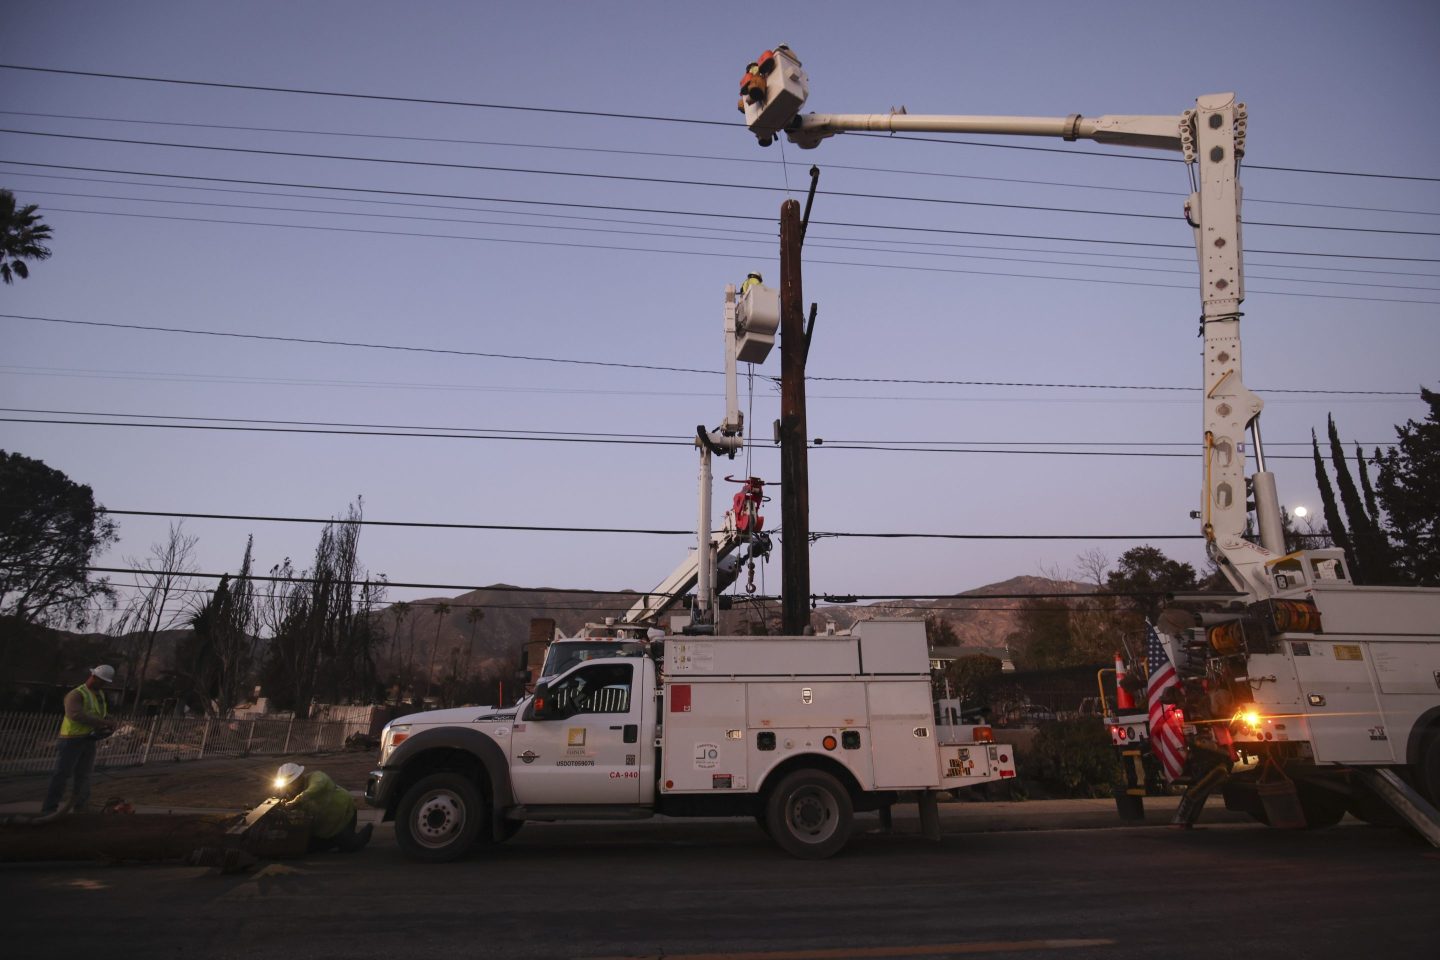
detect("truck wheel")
[394,772,483,862]
[1296,783,1346,829]
[764,769,854,860]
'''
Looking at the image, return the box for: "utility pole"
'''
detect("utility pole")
[779,198,811,635]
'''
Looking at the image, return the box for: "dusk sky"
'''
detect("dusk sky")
[3,1,1437,624]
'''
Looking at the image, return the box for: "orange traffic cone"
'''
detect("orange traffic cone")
[1115,652,1135,710]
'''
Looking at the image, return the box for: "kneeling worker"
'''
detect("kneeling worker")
[273,763,373,852]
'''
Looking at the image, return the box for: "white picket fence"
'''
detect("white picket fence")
[0,712,373,775]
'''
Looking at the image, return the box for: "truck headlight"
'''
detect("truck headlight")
[380,723,410,764]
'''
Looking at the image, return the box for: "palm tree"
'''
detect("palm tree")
[461,606,485,689]
[425,601,452,701]
[0,190,54,284]
[388,601,411,706]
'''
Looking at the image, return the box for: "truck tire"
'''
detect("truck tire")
[1296,783,1346,829]
[394,772,483,862]
[764,769,854,860]
[1246,782,1346,829]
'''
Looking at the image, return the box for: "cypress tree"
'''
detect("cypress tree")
[1375,388,1440,586]
[1329,416,1395,584]
[1312,428,1356,580]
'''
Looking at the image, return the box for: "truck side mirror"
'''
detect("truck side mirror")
[533,681,555,720]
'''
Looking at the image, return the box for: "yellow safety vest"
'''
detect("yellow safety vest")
[59,684,107,738]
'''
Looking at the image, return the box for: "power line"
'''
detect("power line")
[8,127,1437,238]
[0,364,1416,408]
[2,317,1423,396]
[0,407,691,442]
[101,579,678,614]
[9,107,1437,218]
[4,63,1434,182]
[0,313,717,376]
[0,128,1169,223]
[15,186,1440,294]
[7,160,1435,263]
[0,408,1402,446]
[102,509,694,537]
[853,132,1440,183]
[87,566,1216,603]
[0,364,731,401]
[0,64,733,128]
[99,579,1210,615]
[95,507,1201,541]
[85,566,670,596]
[16,204,1440,304]
[0,416,691,447]
[10,170,1436,279]
[0,414,1363,459]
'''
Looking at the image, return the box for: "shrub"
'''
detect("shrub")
[1022,717,1120,797]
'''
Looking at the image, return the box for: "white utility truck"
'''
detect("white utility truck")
[369,242,1012,861]
[736,45,1440,840]
[367,620,1015,860]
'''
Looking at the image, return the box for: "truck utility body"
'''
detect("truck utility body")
[1104,551,1440,829]
[368,621,1014,860]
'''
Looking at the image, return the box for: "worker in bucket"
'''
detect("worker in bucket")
[40,665,117,815]
[273,763,373,852]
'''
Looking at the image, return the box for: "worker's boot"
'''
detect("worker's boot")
[339,823,373,852]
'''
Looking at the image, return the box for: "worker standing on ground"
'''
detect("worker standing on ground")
[274,763,373,852]
[40,665,117,814]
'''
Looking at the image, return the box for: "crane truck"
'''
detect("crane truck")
[734,45,1440,841]
[368,279,1016,861]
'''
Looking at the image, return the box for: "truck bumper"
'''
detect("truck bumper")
[365,768,395,814]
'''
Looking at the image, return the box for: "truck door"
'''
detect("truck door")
[510,660,645,805]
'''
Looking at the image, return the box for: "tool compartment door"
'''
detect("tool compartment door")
[661,680,749,792]
[866,680,940,788]
[1289,638,1393,763]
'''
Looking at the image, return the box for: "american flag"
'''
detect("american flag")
[1146,623,1187,780]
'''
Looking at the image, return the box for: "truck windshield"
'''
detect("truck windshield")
[541,641,647,679]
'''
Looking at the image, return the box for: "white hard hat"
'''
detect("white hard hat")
[91,665,116,684]
[275,763,305,788]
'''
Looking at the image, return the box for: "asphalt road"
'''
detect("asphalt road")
[3,816,1437,960]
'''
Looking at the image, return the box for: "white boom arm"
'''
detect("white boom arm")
[622,522,766,626]
[740,50,1282,599]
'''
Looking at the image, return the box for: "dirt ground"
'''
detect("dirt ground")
[0,750,380,810]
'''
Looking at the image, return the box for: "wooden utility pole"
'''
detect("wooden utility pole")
[779,199,811,635]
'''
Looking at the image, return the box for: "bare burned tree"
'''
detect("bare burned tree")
[261,499,381,716]
[125,523,198,710]
[183,536,258,717]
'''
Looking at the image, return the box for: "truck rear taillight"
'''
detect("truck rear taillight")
[971,726,994,743]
